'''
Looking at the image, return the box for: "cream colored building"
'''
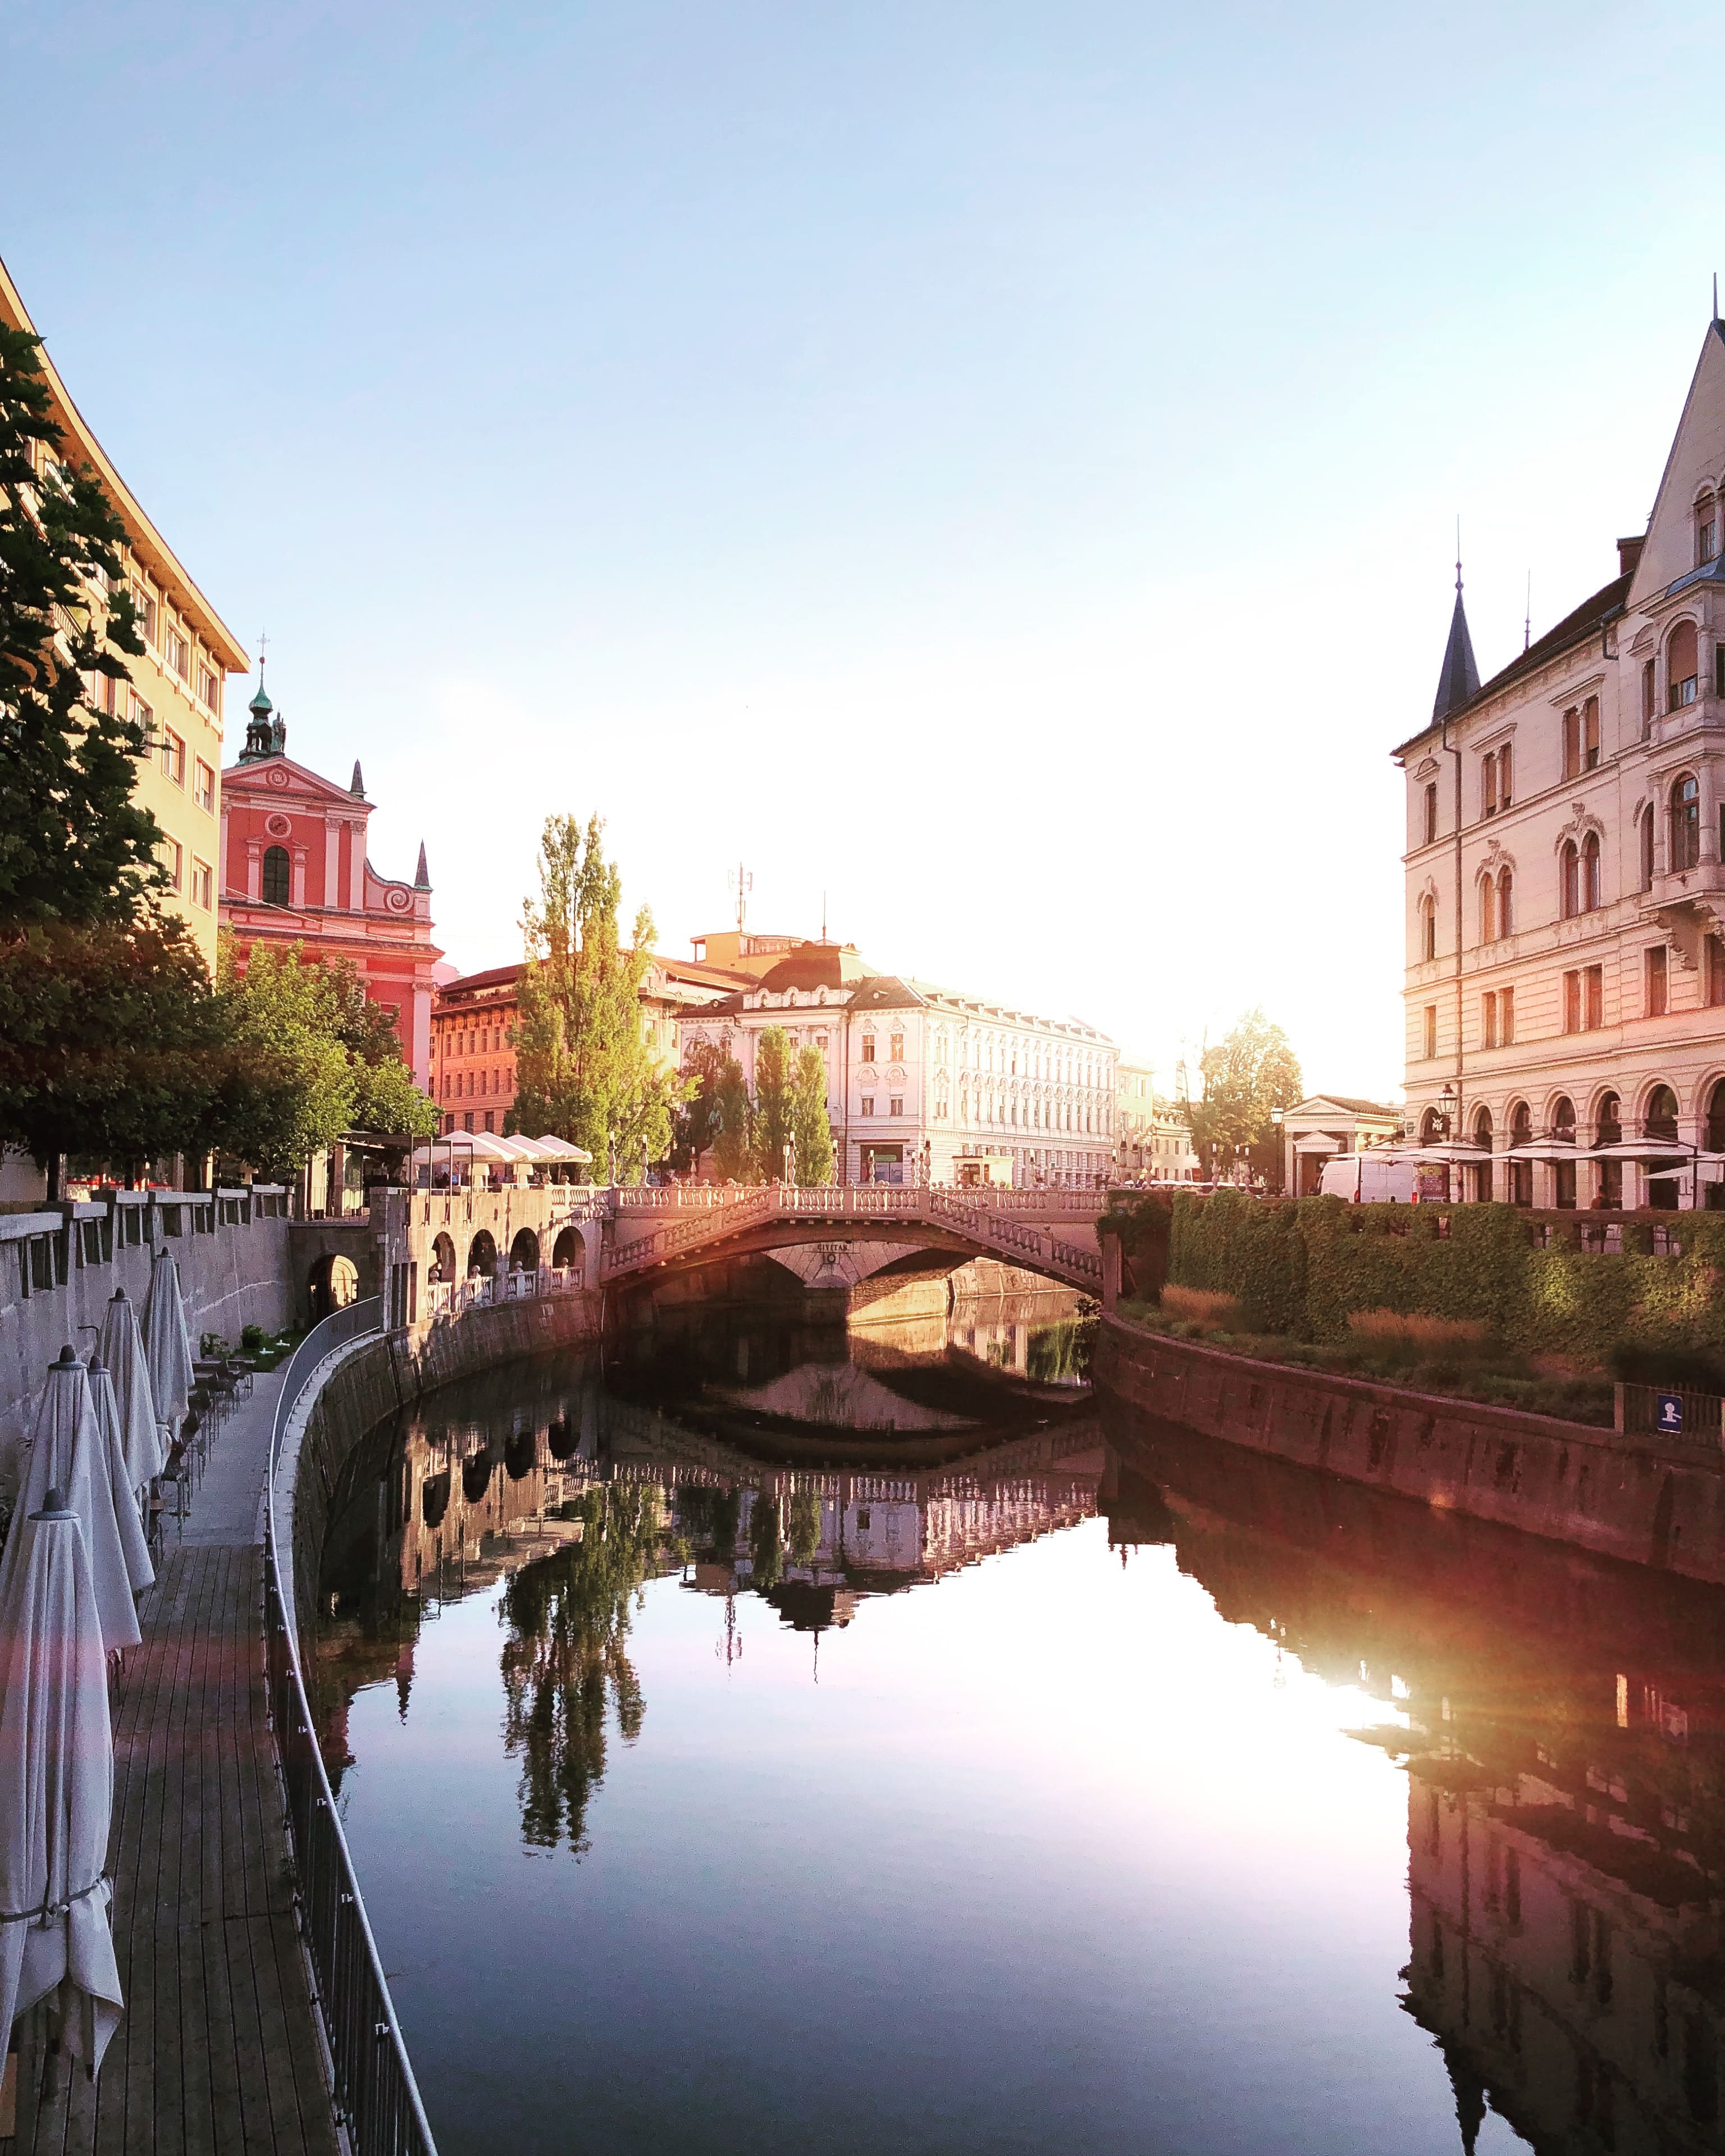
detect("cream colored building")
[681,941,1119,1185]
[1280,1095,1402,1198]
[0,259,248,970]
[1398,315,1725,1210]
[1116,1059,1200,1182]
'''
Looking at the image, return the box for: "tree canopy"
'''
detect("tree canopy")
[750,1025,794,1181]
[0,321,162,928]
[1186,1009,1302,1180]
[789,1045,835,1185]
[510,815,682,1179]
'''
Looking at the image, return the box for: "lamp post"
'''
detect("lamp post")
[1270,1106,1285,1196]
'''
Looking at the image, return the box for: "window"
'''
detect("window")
[190,858,212,910]
[1483,754,1499,817]
[1422,1004,1437,1061]
[194,759,214,813]
[1712,935,1725,1008]
[1420,896,1437,962]
[165,626,189,679]
[1718,642,1725,700]
[160,837,182,892]
[860,1095,875,1116]
[1643,658,1658,736]
[1583,697,1600,770]
[1482,990,1498,1049]
[133,586,158,646]
[860,1034,875,1064]
[1672,774,1701,871]
[160,728,185,785]
[889,1031,905,1062]
[1560,840,1580,918]
[889,1095,903,1116]
[198,664,220,712]
[1647,944,1669,1017]
[1564,969,1582,1033]
[1581,830,1601,911]
[1708,1081,1725,1154]
[131,695,154,745]
[1479,873,1498,943]
[1642,807,1656,891]
[1497,866,1513,938]
[1498,743,1512,810]
[1423,783,1438,845]
[1669,620,1699,710]
[1645,1084,1679,1144]
[1584,966,1602,1030]
[1563,707,1581,779]
[262,844,290,905]
[1500,985,1516,1043]
[1699,496,1718,567]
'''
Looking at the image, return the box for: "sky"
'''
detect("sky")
[5,0,1723,1100]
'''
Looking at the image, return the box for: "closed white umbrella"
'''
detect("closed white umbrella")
[1,1354,142,1656]
[97,1287,164,1492]
[142,1249,193,1450]
[0,1488,125,2084]
[84,1360,154,1600]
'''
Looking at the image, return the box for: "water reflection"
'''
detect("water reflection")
[1105,1412,1725,2155]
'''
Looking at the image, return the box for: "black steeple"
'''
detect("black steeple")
[1431,557,1481,725]
[350,760,366,798]
[239,675,276,762]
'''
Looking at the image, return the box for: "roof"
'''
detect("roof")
[435,951,750,1007]
[1394,569,1631,758]
[437,962,522,1000]
[1430,584,1481,723]
[0,254,248,673]
[1286,1094,1402,1121]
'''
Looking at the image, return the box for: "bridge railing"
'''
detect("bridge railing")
[610,1181,1103,1216]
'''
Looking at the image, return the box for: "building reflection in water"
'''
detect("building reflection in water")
[1104,1410,1725,2156]
[316,1296,1102,1854]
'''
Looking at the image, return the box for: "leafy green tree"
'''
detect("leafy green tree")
[0,918,235,1181]
[1186,1009,1302,1182]
[669,1039,735,1176]
[710,1060,755,1183]
[0,322,161,928]
[510,814,677,1179]
[789,1044,835,1185]
[751,1025,794,1180]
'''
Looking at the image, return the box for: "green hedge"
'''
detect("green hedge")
[1101,1191,1725,1374]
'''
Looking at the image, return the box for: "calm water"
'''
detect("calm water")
[313,1299,1725,2156]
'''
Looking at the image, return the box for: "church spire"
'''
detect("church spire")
[350,760,366,798]
[414,842,430,890]
[1432,547,1481,724]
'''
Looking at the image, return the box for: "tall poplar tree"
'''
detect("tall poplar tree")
[789,1045,835,1185]
[750,1024,794,1181]
[510,815,676,1178]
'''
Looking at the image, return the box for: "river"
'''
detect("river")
[312,1295,1725,2155]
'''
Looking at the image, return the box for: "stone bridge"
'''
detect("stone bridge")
[601,1185,1104,1295]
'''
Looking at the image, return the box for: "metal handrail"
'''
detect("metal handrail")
[262,1298,440,2156]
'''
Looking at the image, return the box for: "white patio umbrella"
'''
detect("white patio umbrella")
[97,1287,165,1493]
[142,1249,194,1450]
[84,1360,154,1600]
[0,1488,125,2084]
[1,1354,142,1656]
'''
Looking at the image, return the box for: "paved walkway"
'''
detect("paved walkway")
[11,1373,340,2156]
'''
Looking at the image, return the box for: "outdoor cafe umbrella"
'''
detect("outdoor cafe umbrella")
[0,1488,125,2083]
[97,1287,164,1495]
[1,1354,142,1656]
[84,1360,154,1601]
[142,1249,194,1450]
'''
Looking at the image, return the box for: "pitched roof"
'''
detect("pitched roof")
[1394,569,1631,757]
[753,943,878,994]
[1431,586,1481,723]
[1289,1094,1402,1120]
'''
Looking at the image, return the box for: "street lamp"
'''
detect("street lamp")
[1439,1081,1456,1139]
[1270,1106,1285,1196]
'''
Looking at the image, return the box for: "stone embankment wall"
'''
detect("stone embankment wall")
[287,1292,603,1625]
[0,1193,293,1490]
[1094,1313,1725,1586]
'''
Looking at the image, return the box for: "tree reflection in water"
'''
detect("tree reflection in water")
[498,1485,663,1854]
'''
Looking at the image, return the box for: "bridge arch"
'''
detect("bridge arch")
[307,1252,359,1322]
[509,1227,541,1272]
[467,1230,496,1278]
[551,1226,581,1269]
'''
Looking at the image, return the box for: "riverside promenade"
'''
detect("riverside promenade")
[10,1371,339,2156]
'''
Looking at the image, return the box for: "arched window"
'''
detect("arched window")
[1596,1093,1622,1146]
[1672,774,1701,871]
[1470,1106,1494,1203]
[1669,620,1700,710]
[1420,1105,1446,1145]
[1550,1095,1576,1144]
[1645,1085,1679,1144]
[1507,1100,1533,1208]
[1560,839,1580,918]
[1510,1101,1533,1148]
[1478,873,1497,943]
[1581,830,1601,911]
[1640,805,1656,890]
[1496,866,1513,937]
[1698,494,1719,569]
[1708,1080,1725,1154]
[1420,896,1436,962]
[262,844,290,906]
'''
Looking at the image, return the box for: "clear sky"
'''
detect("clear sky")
[5,1,1722,1100]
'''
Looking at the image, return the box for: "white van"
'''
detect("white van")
[1317,1153,1420,1204]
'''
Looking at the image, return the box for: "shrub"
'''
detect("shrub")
[1345,1309,1492,1363]
[239,1322,268,1354]
[1162,1283,1242,1332]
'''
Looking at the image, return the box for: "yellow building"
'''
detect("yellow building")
[0,258,247,969]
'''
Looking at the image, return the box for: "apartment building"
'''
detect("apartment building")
[1398,313,1725,1208]
[0,258,247,970]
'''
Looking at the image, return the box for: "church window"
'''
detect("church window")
[1669,621,1700,710]
[1672,774,1701,871]
[262,844,290,906]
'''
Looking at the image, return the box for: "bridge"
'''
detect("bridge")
[600,1184,1104,1294]
[391,1182,1105,1315]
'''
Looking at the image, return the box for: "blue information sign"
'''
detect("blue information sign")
[1656,1391,1684,1436]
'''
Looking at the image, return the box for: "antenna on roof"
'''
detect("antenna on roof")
[728,861,752,936]
[1524,571,1532,653]
[1714,271,1719,323]
[821,890,828,943]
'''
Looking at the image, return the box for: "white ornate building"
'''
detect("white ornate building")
[1398,316,1725,1209]
[680,942,1119,1185]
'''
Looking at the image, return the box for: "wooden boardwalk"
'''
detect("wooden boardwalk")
[7,1391,340,2155]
